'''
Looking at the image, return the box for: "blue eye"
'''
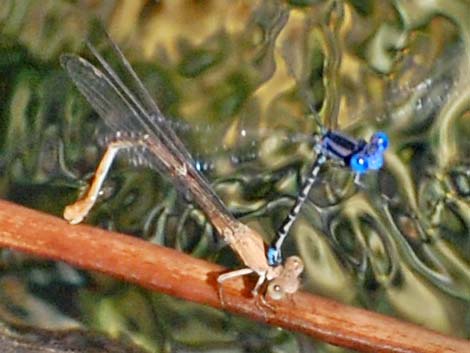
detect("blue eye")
[371,132,389,151]
[350,154,368,174]
[366,153,384,170]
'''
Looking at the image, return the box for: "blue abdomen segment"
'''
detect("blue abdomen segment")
[267,246,280,266]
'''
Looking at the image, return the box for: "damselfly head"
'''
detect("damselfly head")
[351,131,389,173]
[364,131,389,170]
[266,256,304,301]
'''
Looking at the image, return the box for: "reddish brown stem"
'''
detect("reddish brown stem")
[0,199,467,353]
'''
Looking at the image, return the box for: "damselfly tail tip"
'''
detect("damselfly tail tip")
[64,205,84,225]
[63,199,93,225]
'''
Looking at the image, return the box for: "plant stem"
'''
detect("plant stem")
[0,199,467,353]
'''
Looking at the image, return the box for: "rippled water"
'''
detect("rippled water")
[1,1,469,352]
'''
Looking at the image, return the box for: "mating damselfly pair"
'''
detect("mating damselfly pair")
[61,31,387,304]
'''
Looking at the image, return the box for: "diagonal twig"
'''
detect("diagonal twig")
[0,199,467,353]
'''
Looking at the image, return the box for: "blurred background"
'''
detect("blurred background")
[0,1,469,352]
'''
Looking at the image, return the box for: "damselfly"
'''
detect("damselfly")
[61,32,303,305]
[267,111,389,266]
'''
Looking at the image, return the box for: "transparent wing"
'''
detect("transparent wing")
[61,49,231,218]
[61,54,139,133]
[85,33,196,165]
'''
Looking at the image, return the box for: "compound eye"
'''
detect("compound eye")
[371,132,389,151]
[288,256,304,271]
[267,283,284,300]
[350,154,368,174]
